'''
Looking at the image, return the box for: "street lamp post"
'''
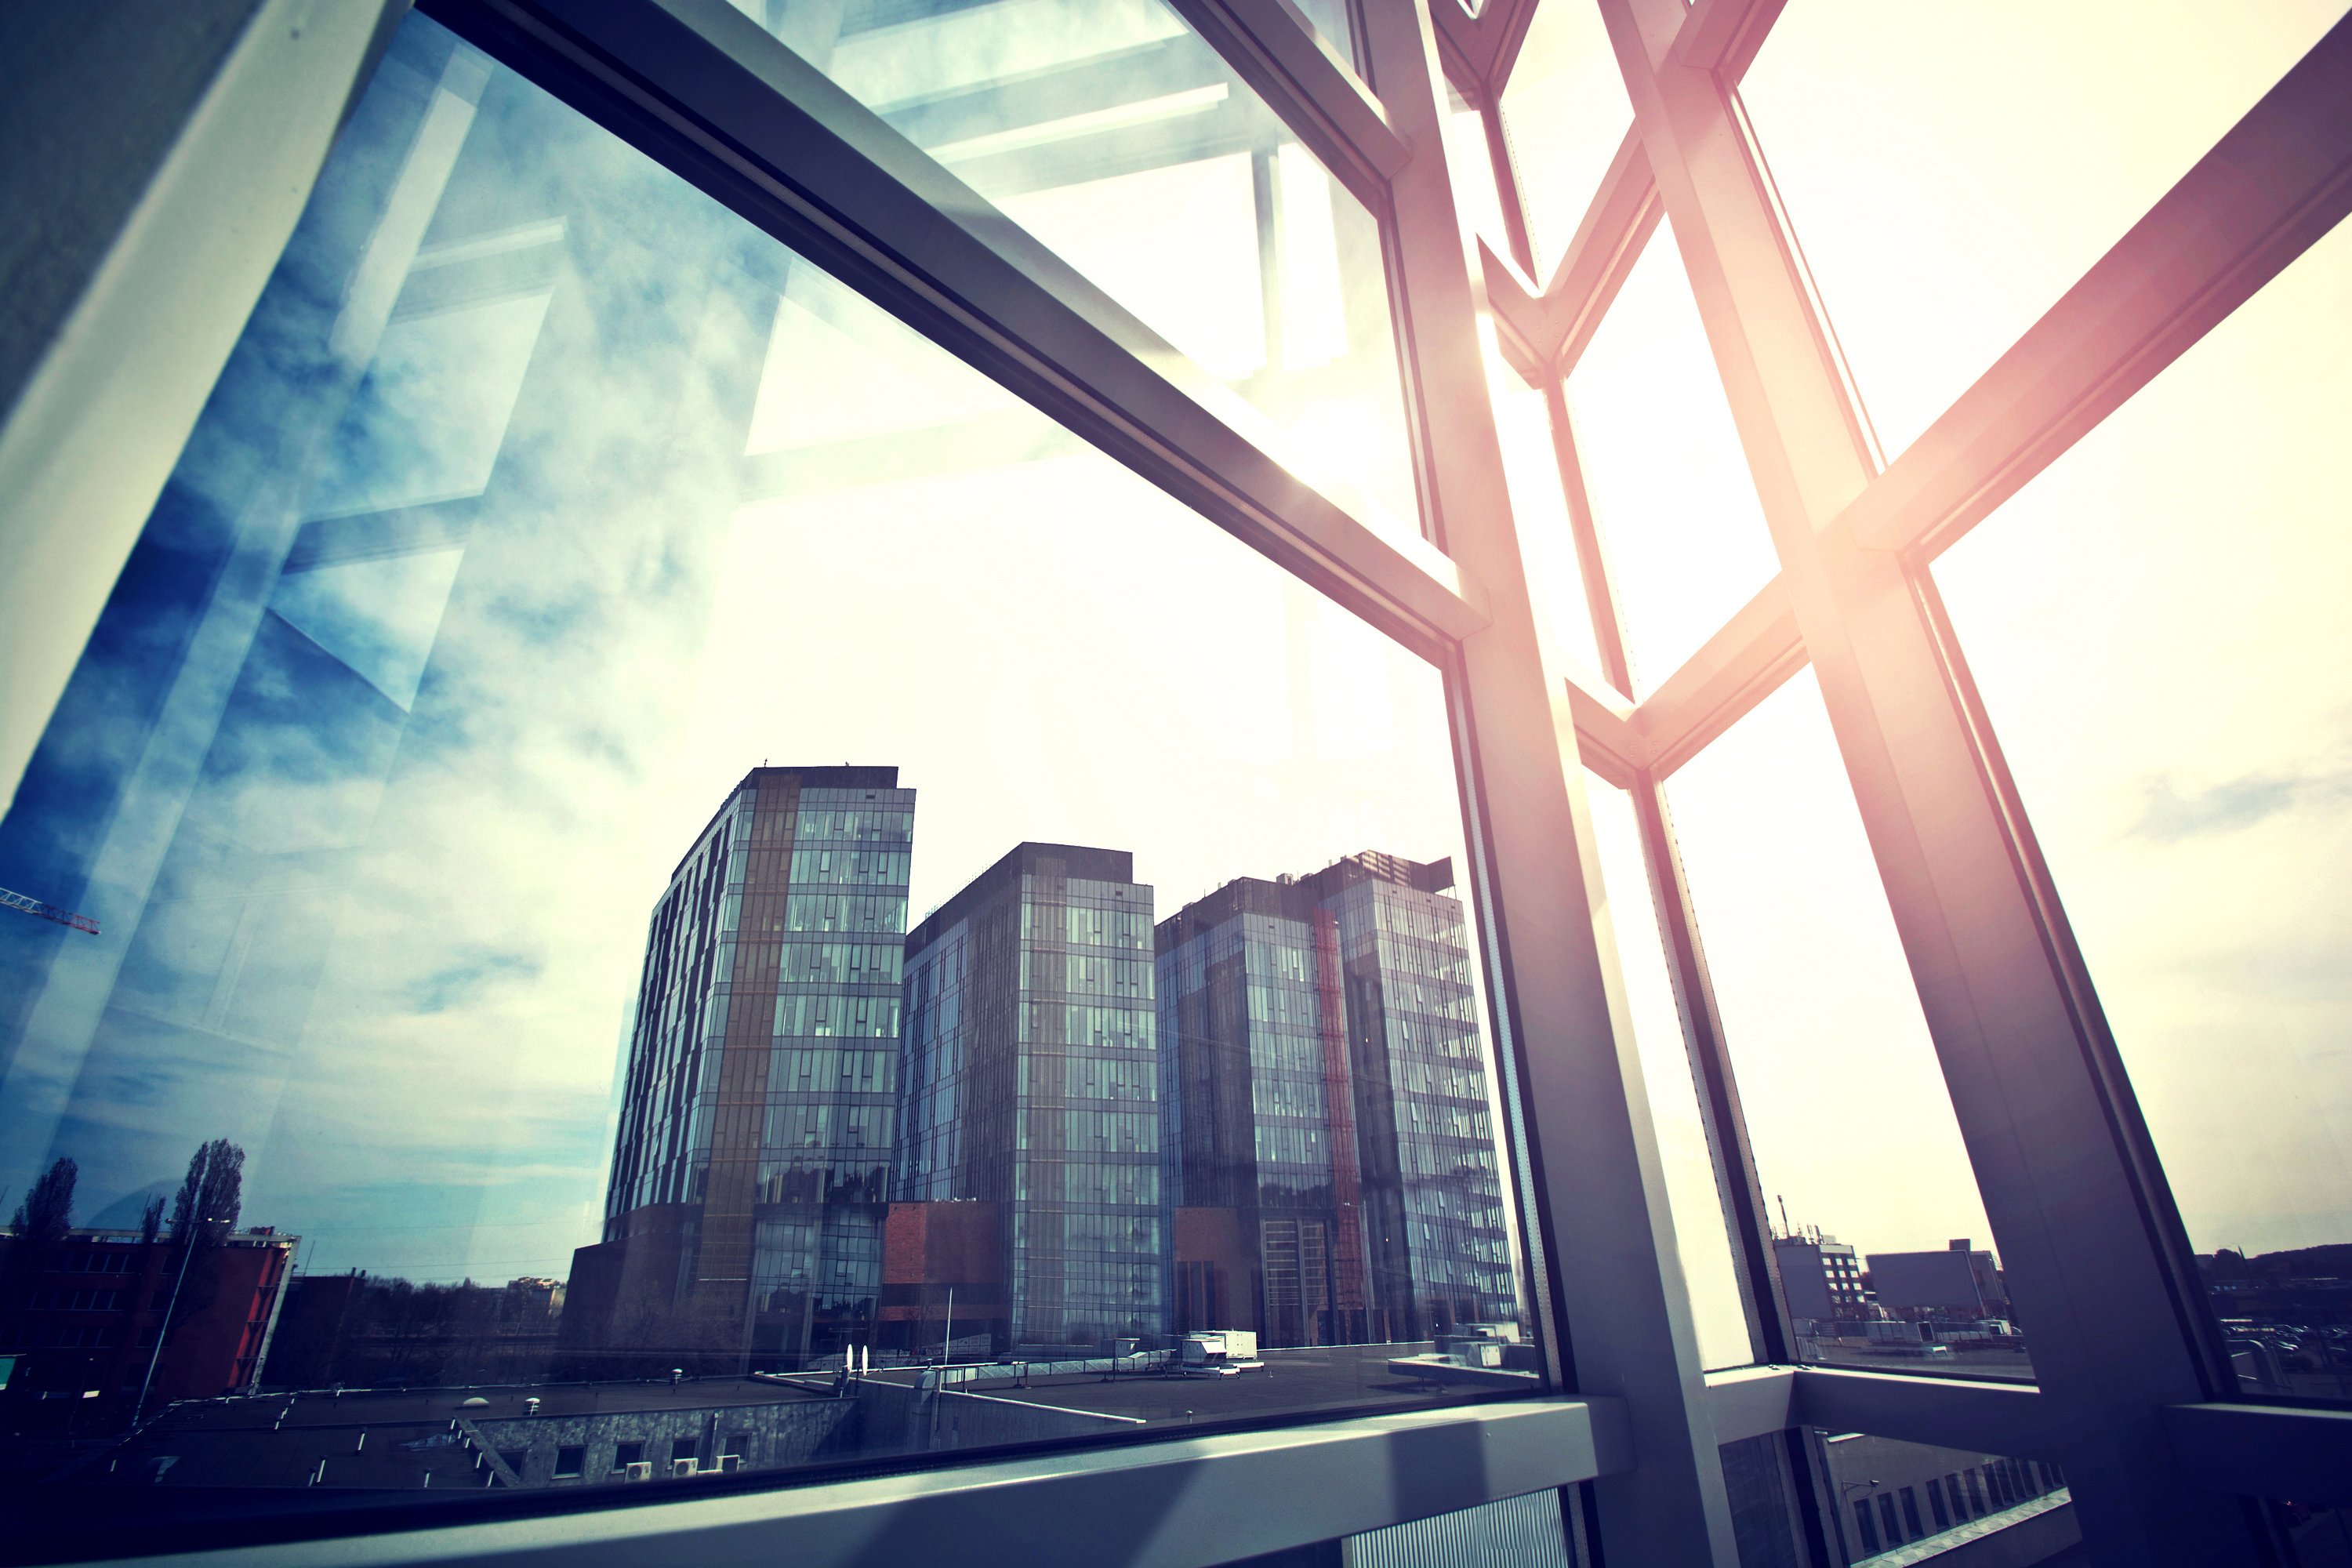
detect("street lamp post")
[132,1148,212,1428]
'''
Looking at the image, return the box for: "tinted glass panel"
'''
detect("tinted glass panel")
[1497,0,1632,280]
[0,16,1537,1554]
[1934,218,2352,1402]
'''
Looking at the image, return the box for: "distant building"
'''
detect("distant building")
[566,766,914,1372]
[1156,852,1514,1347]
[895,844,1164,1352]
[1868,1240,2009,1319]
[1773,1230,1864,1323]
[0,1227,296,1428]
[877,1200,1004,1359]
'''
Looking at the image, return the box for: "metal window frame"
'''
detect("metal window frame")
[6,0,2350,1564]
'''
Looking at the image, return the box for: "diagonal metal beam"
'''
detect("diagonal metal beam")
[1840,12,2352,561]
[1632,574,1802,779]
[1566,671,1644,788]
[1481,125,1660,378]
[1167,0,1407,216]
[1668,0,1787,81]
[420,0,1486,660]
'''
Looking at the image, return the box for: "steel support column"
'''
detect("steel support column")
[1595,0,2274,1559]
[1356,1,1737,1561]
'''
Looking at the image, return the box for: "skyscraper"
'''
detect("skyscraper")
[1157,852,1514,1347]
[567,765,913,1370]
[895,844,1164,1352]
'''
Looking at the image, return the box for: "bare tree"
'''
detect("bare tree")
[140,1193,165,1246]
[10,1157,76,1242]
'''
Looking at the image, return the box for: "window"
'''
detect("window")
[0,0,2337,1562]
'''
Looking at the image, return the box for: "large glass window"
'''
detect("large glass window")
[1662,675,2031,1382]
[0,14,1538,1552]
[1933,216,2352,1403]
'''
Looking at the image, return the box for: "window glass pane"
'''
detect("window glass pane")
[1584,774,1751,1371]
[1933,219,2352,1402]
[1816,1431,2072,1564]
[747,0,1421,543]
[0,14,1539,1550]
[1740,0,2342,459]
[1663,674,2033,1382]
[1479,323,1606,686]
[1497,0,1632,281]
[1564,220,1780,696]
[1441,87,1512,267]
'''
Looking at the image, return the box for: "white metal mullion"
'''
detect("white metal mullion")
[1356,1,1741,1561]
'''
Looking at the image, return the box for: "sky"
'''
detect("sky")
[0,0,2344,1338]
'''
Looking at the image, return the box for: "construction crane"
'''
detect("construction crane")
[0,886,99,935]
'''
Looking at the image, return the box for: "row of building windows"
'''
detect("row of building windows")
[1848,1457,2067,1557]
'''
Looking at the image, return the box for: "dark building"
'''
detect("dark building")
[1773,1229,1864,1323]
[0,1227,296,1429]
[895,844,1164,1352]
[1868,1240,2009,1320]
[1156,852,1514,1347]
[566,766,914,1371]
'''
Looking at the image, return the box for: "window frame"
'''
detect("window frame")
[6,0,2350,1563]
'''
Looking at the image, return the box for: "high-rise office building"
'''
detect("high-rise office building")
[567,765,913,1370]
[895,844,1163,1352]
[1157,852,1513,1346]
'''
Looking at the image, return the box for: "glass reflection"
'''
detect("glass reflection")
[735,0,1420,539]
[0,13,1534,1547]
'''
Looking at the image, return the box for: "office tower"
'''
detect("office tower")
[1157,852,1513,1346]
[895,844,1163,1353]
[568,766,913,1370]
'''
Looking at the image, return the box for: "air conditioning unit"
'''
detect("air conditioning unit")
[718,1454,744,1473]
[622,1462,653,1482]
[670,1457,699,1478]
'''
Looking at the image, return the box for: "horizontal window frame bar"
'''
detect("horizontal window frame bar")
[1838,10,2352,561]
[72,1398,1623,1568]
[419,0,1488,661]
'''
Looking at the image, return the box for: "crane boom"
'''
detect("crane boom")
[0,886,99,935]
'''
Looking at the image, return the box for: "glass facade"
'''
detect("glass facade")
[0,0,2344,1563]
[897,844,1165,1351]
[1158,854,1519,1352]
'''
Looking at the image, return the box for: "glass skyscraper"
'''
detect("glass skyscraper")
[1158,853,1515,1346]
[896,844,1163,1352]
[572,765,913,1370]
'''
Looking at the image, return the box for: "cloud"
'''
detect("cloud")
[2128,763,2352,843]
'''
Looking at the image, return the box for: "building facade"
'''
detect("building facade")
[0,1227,296,1429]
[1773,1229,1865,1323]
[895,844,1163,1352]
[569,765,913,1370]
[1156,853,1515,1346]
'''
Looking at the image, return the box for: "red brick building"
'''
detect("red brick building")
[877,1201,1004,1358]
[0,1228,296,1430]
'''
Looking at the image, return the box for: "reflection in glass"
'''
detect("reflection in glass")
[1662,674,2031,1382]
[0,12,1535,1544]
[1933,220,2352,1403]
[1816,1431,2072,1564]
[742,0,1421,539]
[1563,220,1780,695]
[1740,0,2342,456]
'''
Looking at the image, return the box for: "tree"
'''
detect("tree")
[140,1193,165,1245]
[10,1157,76,1242]
[169,1139,244,1239]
